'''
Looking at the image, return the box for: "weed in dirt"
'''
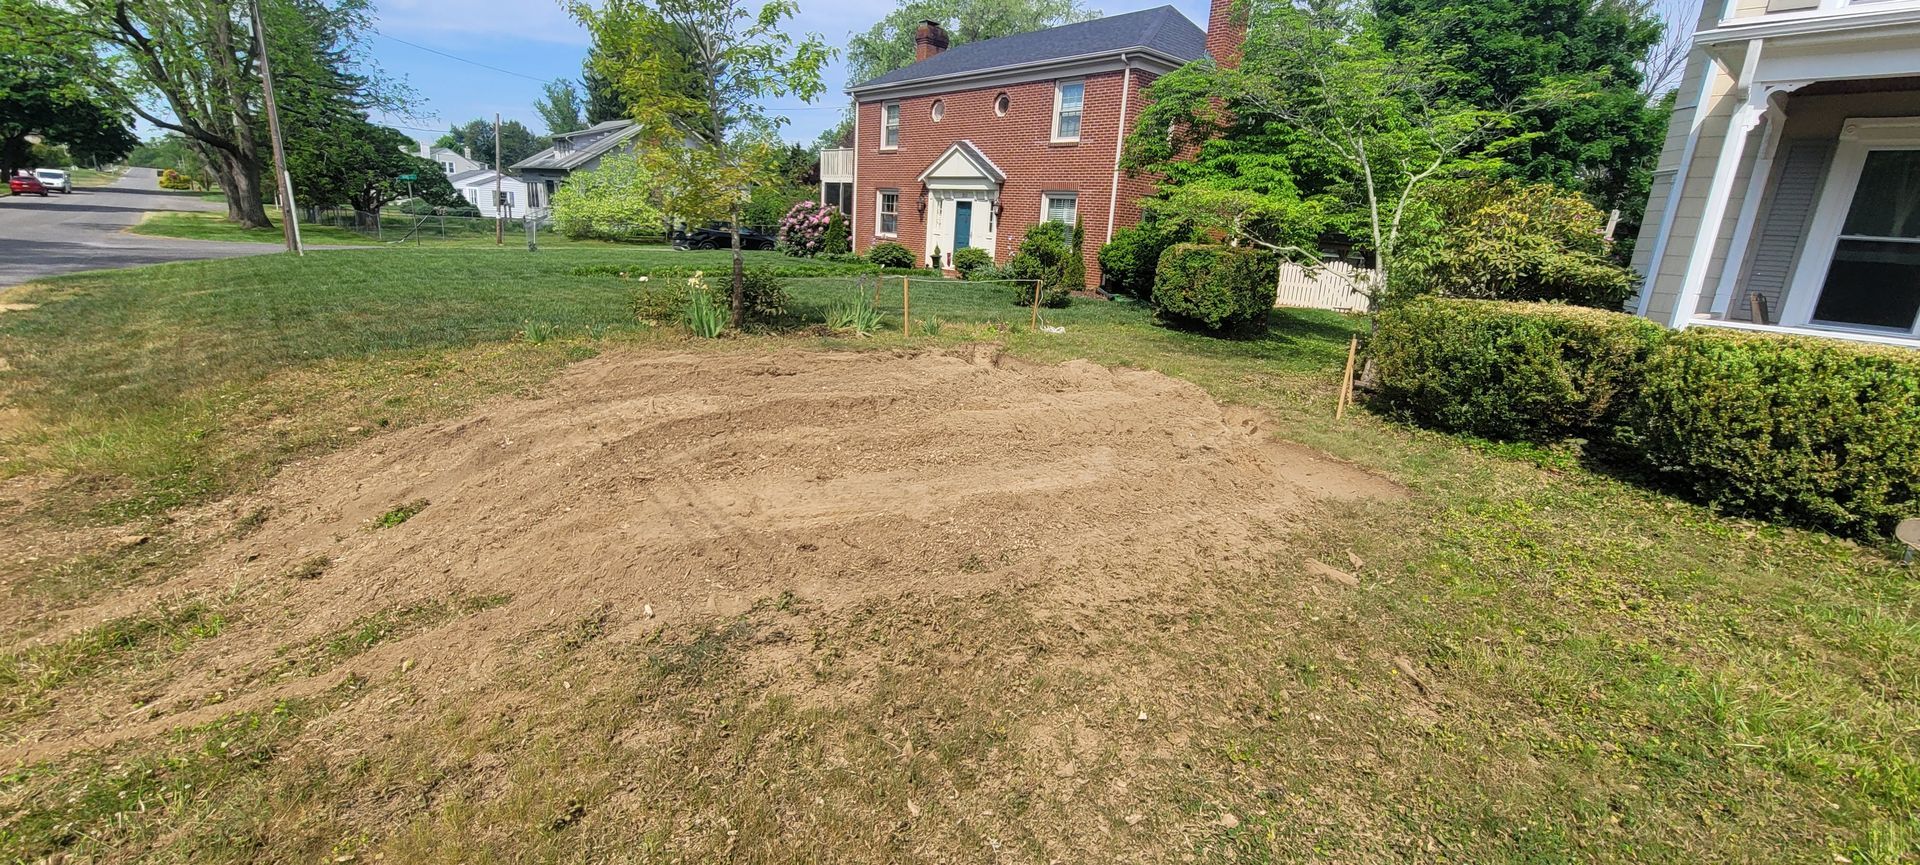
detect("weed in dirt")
[284,555,330,580]
[0,600,226,731]
[825,293,884,336]
[284,594,511,675]
[520,320,561,344]
[231,506,271,538]
[371,499,429,529]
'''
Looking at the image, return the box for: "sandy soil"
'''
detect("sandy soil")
[3,347,1397,763]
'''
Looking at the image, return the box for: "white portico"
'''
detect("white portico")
[1633,0,1920,346]
[917,140,1003,270]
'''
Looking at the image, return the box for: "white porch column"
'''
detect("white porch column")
[1708,100,1785,318]
[1669,41,1766,329]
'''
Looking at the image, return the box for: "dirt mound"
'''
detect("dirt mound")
[4,347,1397,761]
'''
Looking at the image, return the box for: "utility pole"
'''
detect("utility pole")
[249,0,303,255]
[494,113,504,246]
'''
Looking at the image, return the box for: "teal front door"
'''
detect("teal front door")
[953,201,973,250]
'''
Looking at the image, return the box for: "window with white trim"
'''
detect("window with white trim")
[1043,192,1077,226]
[1052,80,1084,142]
[882,103,901,149]
[495,190,514,209]
[878,190,899,236]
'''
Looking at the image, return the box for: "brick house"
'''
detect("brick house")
[819,2,1244,286]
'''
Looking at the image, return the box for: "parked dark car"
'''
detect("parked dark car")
[673,224,776,251]
[8,173,48,197]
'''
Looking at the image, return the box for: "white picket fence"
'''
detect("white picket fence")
[1275,260,1377,313]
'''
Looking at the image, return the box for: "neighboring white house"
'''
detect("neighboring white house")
[1631,0,1920,347]
[509,119,645,213]
[449,169,532,219]
[413,142,483,176]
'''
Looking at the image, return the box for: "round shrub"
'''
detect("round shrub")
[952,247,993,277]
[550,154,663,241]
[867,242,915,269]
[1626,329,1920,536]
[1006,222,1076,308]
[1398,179,1636,309]
[1370,297,1666,442]
[1150,243,1276,334]
[1099,219,1191,297]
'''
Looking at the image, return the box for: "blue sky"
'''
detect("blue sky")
[367,0,1213,146]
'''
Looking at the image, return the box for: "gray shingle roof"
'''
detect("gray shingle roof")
[850,6,1205,92]
[509,119,643,172]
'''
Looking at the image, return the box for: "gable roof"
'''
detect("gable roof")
[917,140,1007,184]
[510,119,643,172]
[850,6,1205,94]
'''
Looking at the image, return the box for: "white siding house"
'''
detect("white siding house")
[449,169,532,219]
[1632,0,1920,347]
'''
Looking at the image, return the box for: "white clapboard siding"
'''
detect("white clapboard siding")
[1275,260,1377,312]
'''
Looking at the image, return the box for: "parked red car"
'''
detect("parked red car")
[8,173,48,196]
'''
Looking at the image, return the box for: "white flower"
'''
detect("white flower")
[638,275,649,282]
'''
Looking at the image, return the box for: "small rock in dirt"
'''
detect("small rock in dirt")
[1393,656,1433,697]
[643,604,655,618]
[908,799,921,818]
[1217,812,1240,829]
[118,534,151,548]
[1305,559,1358,587]
[1125,814,1144,826]
[1054,761,1076,778]
[1137,710,1148,722]
[1346,549,1365,570]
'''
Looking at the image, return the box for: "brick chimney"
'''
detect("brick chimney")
[1205,0,1246,69]
[913,19,950,62]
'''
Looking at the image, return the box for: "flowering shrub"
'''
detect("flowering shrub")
[778,200,839,257]
[157,169,195,190]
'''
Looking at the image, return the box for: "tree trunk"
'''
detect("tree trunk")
[201,142,272,228]
[729,205,745,330]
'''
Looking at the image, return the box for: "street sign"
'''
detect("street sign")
[397,173,418,181]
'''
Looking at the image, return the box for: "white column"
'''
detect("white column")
[1668,41,1766,329]
[1708,99,1786,319]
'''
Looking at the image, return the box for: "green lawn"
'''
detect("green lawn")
[0,247,1914,863]
[130,210,640,249]
[69,167,124,188]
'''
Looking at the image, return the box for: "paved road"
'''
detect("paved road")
[0,167,287,286]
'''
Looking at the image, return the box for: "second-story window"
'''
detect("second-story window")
[883,103,901,149]
[1053,80,1084,142]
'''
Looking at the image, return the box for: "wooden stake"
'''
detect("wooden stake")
[1336,335,1358,420]
[902,276,911,336]
[1029,280,1041,330]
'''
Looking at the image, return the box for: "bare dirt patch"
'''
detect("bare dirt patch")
[3,347,1396,763]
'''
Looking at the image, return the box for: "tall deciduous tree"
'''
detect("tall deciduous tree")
[1373,0,1667,246]
[1133,0,1583,299]
[534,78,587,134]
[0,33,137,177]
[574,0,831,328]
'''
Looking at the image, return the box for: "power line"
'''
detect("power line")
[374,30,552,83]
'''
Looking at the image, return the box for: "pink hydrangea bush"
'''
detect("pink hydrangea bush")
[778,200,839,257]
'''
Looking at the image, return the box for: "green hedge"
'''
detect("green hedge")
[1372,298,1664,441]
[1151,243,1275,334]
[1628,330,1920,535]
[1372,297,1920,536]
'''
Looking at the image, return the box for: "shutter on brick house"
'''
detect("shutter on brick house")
[1733,140,1834,322]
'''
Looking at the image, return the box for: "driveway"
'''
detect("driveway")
[0,167,289,287]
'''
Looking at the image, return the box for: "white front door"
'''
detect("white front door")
[925,191,995,268]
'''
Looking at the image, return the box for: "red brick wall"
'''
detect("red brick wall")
[853,67,1159,287]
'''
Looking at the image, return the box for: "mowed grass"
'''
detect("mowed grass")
[0,247,1914,862]
[69,167,125,188]
[129,210,638,248]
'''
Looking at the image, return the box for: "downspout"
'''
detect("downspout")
[851,96,862,249]
[1106,54,1133,246]
[1636,0,1740,318]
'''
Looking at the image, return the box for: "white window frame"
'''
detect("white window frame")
[495,190,514,210]
[1781,116,1920,335]
[882,102,901,150]
[1051,79,1084,143]
[878,189,900,237]
[1041,191,1078,227]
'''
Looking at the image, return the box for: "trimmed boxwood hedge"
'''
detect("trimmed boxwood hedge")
[1627,329,1920,536]
[1371,297,1920,537]
[1372,298,1664,441]
[1151,243,1276,334]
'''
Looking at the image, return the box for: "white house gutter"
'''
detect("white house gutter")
[1106,54,1133,246]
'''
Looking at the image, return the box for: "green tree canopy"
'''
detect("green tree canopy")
[435,118,549,168]
[534,78,587,134]
[0,35,137,176]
